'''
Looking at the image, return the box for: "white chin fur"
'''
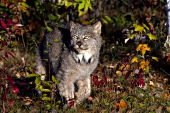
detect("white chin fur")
[76,51,93,63]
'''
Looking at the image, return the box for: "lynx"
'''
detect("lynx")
[36,21,102,105]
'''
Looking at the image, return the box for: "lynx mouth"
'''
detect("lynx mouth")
[74,47,89,54]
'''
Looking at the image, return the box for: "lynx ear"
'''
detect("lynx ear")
[70,21,77,32]
[93,21,102,35]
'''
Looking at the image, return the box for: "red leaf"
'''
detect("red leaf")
[7,19,14,26]
[2,41,7,47]
[2,88,9,101]
[12,86,19,94]
[0,19,7,29]
[92,75,99,86]
[7,76,14,85]
[137,77,145,87]
[8,99,15,107]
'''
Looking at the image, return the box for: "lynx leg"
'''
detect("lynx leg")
[58,80,75,101]
[35,50,46,80]
[75,77,91,104]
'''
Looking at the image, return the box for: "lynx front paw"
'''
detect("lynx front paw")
[58,82,75,101]
[75,78,91,104]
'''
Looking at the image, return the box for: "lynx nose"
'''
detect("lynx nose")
[76,41,82,47]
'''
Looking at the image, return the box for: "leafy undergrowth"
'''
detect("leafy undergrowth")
[63,63,170,113]
[0,49,170,113]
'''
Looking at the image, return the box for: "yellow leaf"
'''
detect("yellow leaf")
[147,33,157,40]
[18,2,30,16]
[119,64,125,70]
[125,64,131,70]
[115,99,128,109]
[116,71,122,76]
[119,99,128,108]
[133,24,146,33]
[140,60,150,69]
[136,44,142,51]
[21,2,29,8]
[152,56,159,62]
[131,57,138,63]
[136,44,151,56]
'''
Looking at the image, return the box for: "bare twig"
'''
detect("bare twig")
[160,68,170,76]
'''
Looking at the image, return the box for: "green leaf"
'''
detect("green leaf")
[147,33,157,40]
[88,1,92,10]
[43,94,47,97]
[52,76,56,83]
[84,2,89,13]
[64,1,73,8]
[43,59,48,62]
[46,26,53,32]
[78,2,85,11]
[39,85,43,91]
[27,73,40,77]
[101,17,108,24]
[45,104,51,110]
[35,77,41,85]
[0,30,6,34]
[40,88,51,92]
[35,85,39,90]
[42,81,52,88]
[143,24,149,30]
[52,76,60,84]
[48,14,57,21]
[78,10,85,16]
[73,3,77,8]
[104,16,113,23]
[42,97,52,101]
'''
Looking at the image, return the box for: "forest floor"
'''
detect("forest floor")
[0,48,170,113]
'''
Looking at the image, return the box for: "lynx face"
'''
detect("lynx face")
[70,21,102,63]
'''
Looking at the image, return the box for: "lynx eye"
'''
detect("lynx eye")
[72,35,78,39]
[83,35,91,40]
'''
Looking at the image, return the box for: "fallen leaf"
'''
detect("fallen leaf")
[131,56,138,63]
[16,73,21,78]
[149,81,155,87]
[136,44,151,56]
[116,71,122,76]
[23,97,32,105]
[166,106,170,112]
[115,99,128,110]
